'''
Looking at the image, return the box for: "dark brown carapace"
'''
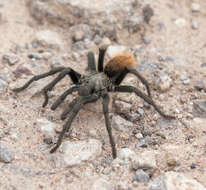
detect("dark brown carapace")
[104,53,136,77]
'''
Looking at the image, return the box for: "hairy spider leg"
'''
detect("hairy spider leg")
[113,85,175,119]
[87,51,96,72]
[102,93,117,158]
[113,66,151,97]
[98,45,108,72]
[41,68,81,107]
[50,94,99,153]
[13,67,66,92]
[51,86,79,110]
[61,96,81,120]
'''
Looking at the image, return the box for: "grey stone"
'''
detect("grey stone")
[132,150,157,170]
[192,20,198,30]
[133,169,150,184]
[36,118,56,134]
[0,78,8,92]
[164,171,205,190]
[72,41,86,51]
[148,176,166,190]
[155,73,172,92]
[2,53,20,65]
[135,136,153,148]
[28,52,42,60]
[92,178,113,190]
[118,148,136,163]
[124,16,143,33]
[34,30,63,50]
[0,144,14,163]
[49,57,65,68]
[53,139,102,167]
[111,114,134,132]
[193,100,206,117]
[143,4,154,24]
[70,24,93,42]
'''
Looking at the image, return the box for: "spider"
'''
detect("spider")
[13,45,175,158]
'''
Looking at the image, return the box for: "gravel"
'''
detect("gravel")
[0,143,14,163]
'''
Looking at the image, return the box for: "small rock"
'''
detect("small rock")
[164,171,205,190]
[191,3,200,12]
[132,150,157,170]
[143,37,152,44]
[155,73,172,92]
[72,41,86,51]
[0,78,8,92]
[148,176,166,190]
[165,153,179,168]
[201,62,206,67]
[190,163,196,169]
[13,63,32,78]
[70,24,93,42]
[53,139,102,167]
[194,80,206,92]
[135,133,143,139]
[49,57,65,69]
[191,20,198,30]
[135,136,153,148]
[94,35,102,44]
[133,169,150,184]
[124,16,143,33]
[107,45,127,58]
[43,135,53,145]
[174,18,186,27]
[34,30,63,50]
[92,178,113,190]
[193,100,206,117]
[0,144,14,163]
[111,114,134,132]
[37,118,56,134]
[28,53,42,60]
[143,4,154,24]
[2,53,20,65]
[118,148,136,163]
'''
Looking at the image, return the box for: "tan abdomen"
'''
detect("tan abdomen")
[104,53,136,78]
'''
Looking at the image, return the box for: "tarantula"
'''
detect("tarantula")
[13,45,174,158]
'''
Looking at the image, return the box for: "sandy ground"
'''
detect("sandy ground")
[0,0,206,189]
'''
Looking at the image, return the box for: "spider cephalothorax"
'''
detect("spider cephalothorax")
[13,45,175,158]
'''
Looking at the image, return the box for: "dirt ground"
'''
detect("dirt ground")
[0,0,206,189]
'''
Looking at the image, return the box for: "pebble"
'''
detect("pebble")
[0,144,14,163]
[148,176,166,190]
[132,150,157,170]
[2,53,20,65]
[118,148,136,163]
[37,118,56,134]
[107,45,127,58]
[111,114,134,132]
[13,63,32,78]
[191,20,198,30]
[194,80,206,92]
[28,52,42,60]
[133,169,150,184]
[34,30,63,50]
[193,100,206,117]
[135,133,143,139]
[191,3,200,12]
[52,139,102,167]
[164,171,205,190]
[190,163,196,169]
[174,18,186,27]
[0,78,8,92]
[49,57,65,68]
[201,62,206,67]
[143,4,154,24]
[135,136,153,148]
[180,72,190,85]
[92,178,113,190]
[124,16,143,33]
[155,73,172,92]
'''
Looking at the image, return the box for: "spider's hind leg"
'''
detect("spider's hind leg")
[87,51,96,73]
[98,45,108,72]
